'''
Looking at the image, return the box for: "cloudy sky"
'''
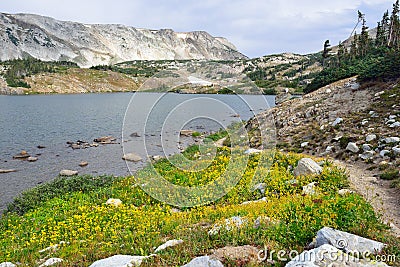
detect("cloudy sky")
[0,0,396,58]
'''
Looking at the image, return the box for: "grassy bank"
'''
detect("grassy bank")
[0,147,398,266]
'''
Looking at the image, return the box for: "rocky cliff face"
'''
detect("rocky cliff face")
[0,13,247,67]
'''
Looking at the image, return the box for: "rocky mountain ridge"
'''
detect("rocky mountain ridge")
[0,13,246,67]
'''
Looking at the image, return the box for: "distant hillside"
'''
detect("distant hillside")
[0,13,247,67]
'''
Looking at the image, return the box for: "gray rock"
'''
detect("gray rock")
[380,150,390,157]
[385,137,400,144]
[338,189,354,196]
[13,151,30,159]
[346,142,359,153]
[180,130,196,137]
[244,148,263,155]
[59,170,78,176]
[390,122,400,128]
[393,147,400,155]
[389,115,398,120]
[39,258,63,267]
[366,134,377,142]
[294,158,323,177]
[122,153,143,162]
[362,144,372,152]
[359,151,375,160]
[154,239,183,253]
[0,263,16,267]
[315,227,386,254]
[208,216,247,236]
[351,83,360,90]
[253,183,267,194]
[386,119,396,125]
[94,136,117,144]
[325,146,334,153]
[301,142,309,148]
[285,244,388,267]
[181,256,224,267]
[89,255,153,267]
[303,182,317,195]
[332,118,343,127]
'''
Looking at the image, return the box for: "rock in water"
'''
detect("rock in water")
[315,227,386,254]
[181,256,224,267]
[0,169,17,174]
[94,136,117,144]
[13,151,30,160]
[79,161,89,167]
[59,170,78,176]
[180,130,196,137]
[293,158,322,177]
[27,157,38,162]
[286,244,389,267]
[122,153,142,162]
[89,255,153,267]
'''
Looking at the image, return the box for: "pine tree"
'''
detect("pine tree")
[388,0,400,47]
[322,40,332,67]
[337,41,347,66]
[358,12,370,57]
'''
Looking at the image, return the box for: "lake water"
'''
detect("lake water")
[0,93,275,211]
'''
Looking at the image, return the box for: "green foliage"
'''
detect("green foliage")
[91,62,158,77]
[1,58,78,88]
[380,169,400,180]
[6,175,120,215]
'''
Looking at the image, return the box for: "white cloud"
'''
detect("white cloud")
[0,0,396,57]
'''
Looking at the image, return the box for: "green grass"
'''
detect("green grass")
[0,148,397,266]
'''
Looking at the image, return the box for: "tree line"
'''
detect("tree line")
[305,0,400,93]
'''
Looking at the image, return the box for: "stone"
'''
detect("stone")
[359,151,375,160]
[390,122,400,128]
[0,169,17,174]
[0,263,16,267]
[180,130,196,137]
[106,198,123,207]
[286,244,389,267]
[59,170,78,176]
[181,256,224,267]
[362,144,372,152]
[79,161,89,167]
[39,258,63,267]
[346,142,359,153]
[315,227,386,254]
[37,145,46,149]
[244,148,263,155]
[385,137,400,143]
[386,119,396,125]
[393,147,400,155]
[366,134,377,142]
[389,115,398,120]
[94,136,117,144]
[154,239,183,253]
[253,183,267,194]
[27,157,38,162]
[211,245,260,264]
[375,91,385,97]
[152,155,163,161]
[326,88,332,93]
[303,182,317,196]
[301,142,309,148]
[338,189,354,196]
[351,83,360,90]
[325,146,334,153]
[13,151,30,159]
[332,118,343,127]
[122,153,143,162]
[361,119,369,126]
[208,216,247,236]
[89,255,154,267]
[293,158,323,177]
[380,150,390,157]
[130,132,141,138]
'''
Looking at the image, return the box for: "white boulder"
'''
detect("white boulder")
[366,134,377,142]
[293,158,323,177]
[59,170,78,176]
[154,239,183,253]
[181,256,223,267]
[122,153,143,162]
[89,255,154,267]
[39,258,63,267]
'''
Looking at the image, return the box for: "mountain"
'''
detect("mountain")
[0,13,247,67]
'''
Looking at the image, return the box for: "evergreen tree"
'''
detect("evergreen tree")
[389,0,400,47]
[322,40,332,67]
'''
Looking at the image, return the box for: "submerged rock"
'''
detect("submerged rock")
[293,158,322,177]
[94,136,117,144]
[122,153,143,162]
[0,169,17,174]
[27,157,38,162]
[79,161,89,167]
[13,151,30,160]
